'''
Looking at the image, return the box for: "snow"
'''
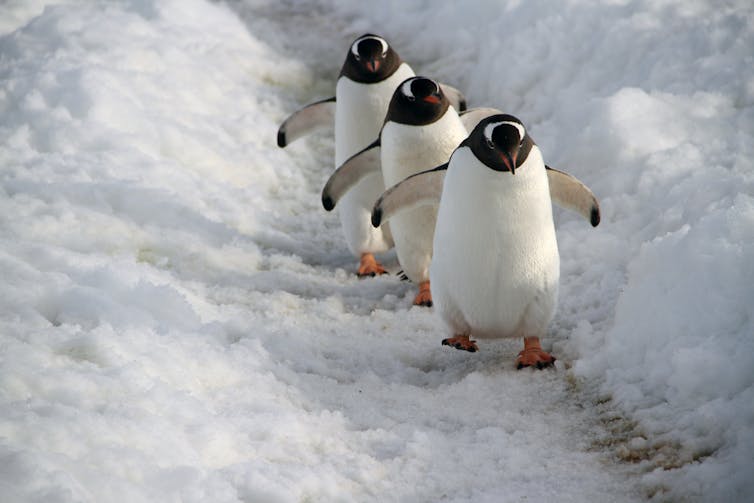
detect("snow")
[0,0,752,502]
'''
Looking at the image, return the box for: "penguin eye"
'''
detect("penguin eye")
[519,138,524,147]
[354,54,361,61]
[485,138,495,149]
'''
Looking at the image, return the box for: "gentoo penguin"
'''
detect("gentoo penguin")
[277,34,466,277]
[321,76,468,306]
[372,114,600,368]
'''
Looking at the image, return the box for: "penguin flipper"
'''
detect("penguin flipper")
[440,84,468,113]
[321,139,381,211]
[277,97,336,147]
[459,107,502,132]
[546,166,601,227]
[372,163,448,227]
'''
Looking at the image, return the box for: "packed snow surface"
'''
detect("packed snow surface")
[1,0,752,502]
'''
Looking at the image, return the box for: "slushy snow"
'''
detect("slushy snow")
[0,0,752,502]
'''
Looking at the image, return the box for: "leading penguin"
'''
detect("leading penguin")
[321,76,468,306]
[372,114,600,368]
[277,34,466,277]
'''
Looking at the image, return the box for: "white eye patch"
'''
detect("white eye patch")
[483,121,525,145]
[400,78,418,99]
[351,36,389,58]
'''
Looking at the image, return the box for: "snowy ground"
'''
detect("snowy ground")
[1,0,752,502]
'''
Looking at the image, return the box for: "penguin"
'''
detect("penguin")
[320,76,468,306]
[277,34,466,277]
[371,114,600,368]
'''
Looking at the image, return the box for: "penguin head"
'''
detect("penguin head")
[385,76,449,126]
[464,114,534,175]
[340,34,402,83]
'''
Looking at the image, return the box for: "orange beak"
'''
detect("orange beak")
[502,151,517,175]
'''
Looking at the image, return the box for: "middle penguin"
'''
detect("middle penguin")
[322,77,468,307]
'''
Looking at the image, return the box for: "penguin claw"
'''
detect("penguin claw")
[357,253,387,277]
[441,336,478,352]
[412,281,433,308]
[515,350,556,370]
[357,269,384,278]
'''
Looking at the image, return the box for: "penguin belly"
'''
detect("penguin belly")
[334,63,415,256]
[380,112,467,283]
[430,147,560,339]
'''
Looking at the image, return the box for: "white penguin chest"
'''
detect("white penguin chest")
[380,109,467,187]
[436,147,558,275]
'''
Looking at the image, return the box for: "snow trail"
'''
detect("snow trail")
[225,2,645,501]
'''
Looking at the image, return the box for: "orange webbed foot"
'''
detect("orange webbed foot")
[413,281,432,307]
[357,253,388,277]
[442,334,478,353]
[516,337,556,369]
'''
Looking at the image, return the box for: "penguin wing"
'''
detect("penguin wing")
[459,107,502,132]
[546,166,601,227]
[372,164,448,227]
[321,139,382,211]
[277,97,336,147]
[439,84,468,113]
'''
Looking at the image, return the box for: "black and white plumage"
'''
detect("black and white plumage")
[330,35,414,258]
[378,77,468,289]
[372,114,600,362]
[431,115,560,342]
[277,35,467,273]
[321,77,467,291]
